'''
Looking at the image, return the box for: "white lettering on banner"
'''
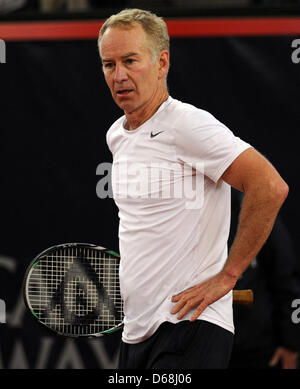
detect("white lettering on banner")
[55,340,85,369]
[7,341,30,369]
[3,338,53,369]
[0,255,17,325]
[0,256,17,272]
[7,291,26,328]
[0,336,119,369]
[35,338,54,369]
[89,340,119,369]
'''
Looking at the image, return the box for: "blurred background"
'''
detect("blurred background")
[1,0,300,17]
[0,0,300,370]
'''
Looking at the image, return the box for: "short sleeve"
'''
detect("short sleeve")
[173,110,252,183]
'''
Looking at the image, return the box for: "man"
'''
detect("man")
[98,8,288,369]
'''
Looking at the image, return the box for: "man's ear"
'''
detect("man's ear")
[158,50,170,79]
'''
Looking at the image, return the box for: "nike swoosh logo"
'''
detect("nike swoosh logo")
[150,131,164,138]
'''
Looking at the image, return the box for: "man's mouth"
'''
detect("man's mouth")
[116,89,134,96]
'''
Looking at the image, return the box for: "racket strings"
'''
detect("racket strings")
[26,246,123,336]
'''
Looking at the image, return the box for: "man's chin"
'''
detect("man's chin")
[115,100,136,114]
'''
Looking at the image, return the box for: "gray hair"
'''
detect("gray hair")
[98,8,170,62]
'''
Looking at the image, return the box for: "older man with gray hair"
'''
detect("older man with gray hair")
[98,8,288,369]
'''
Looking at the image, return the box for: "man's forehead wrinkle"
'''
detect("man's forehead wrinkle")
[100,25,149,58]
[101,40,148,62]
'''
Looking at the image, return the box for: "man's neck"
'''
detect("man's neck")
[124,89,169,131]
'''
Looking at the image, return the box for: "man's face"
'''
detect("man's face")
[99,23,163,114]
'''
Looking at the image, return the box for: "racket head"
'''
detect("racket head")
[23,243,124,338]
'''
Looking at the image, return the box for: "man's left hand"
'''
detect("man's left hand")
[171,272,236,321]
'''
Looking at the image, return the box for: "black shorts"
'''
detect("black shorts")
[118,320,234,369]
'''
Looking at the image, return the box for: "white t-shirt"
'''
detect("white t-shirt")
[106,96,252,344]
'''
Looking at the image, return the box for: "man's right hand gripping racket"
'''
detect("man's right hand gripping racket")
[23,242,254,338]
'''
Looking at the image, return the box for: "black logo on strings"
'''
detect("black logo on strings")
[40,249,120,327]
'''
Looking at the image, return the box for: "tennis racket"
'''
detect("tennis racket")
[23,243,124,337]
[23,242,254,338]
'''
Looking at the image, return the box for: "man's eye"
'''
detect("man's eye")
[125,59,135,64]
[104,63,113,69]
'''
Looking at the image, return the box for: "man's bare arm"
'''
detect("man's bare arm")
[221,148,289,281]
[171,148,289,320]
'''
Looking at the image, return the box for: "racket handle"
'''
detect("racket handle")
[232,289,254,306]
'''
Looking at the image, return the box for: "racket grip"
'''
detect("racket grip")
[232,289,254,306]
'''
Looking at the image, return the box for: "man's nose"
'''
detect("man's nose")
[114,63,128,83]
